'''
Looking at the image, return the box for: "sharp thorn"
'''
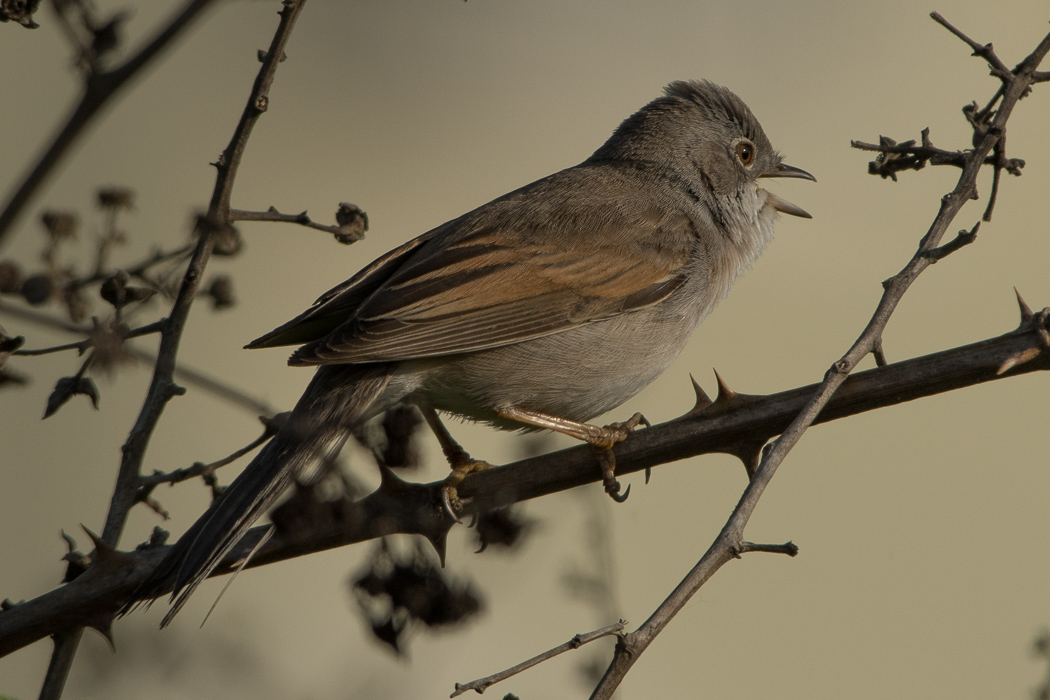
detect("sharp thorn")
[690,374,713,412]
[1015,287,1034,323]
[86,615,116,652]
[997,347,1041,375]
[713,369,737,402]
[423,529,449,568]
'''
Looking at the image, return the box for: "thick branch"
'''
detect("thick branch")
[1,320,1047,657]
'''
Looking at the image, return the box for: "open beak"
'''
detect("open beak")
[759,162,816,219]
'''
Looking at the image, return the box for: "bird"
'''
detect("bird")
[127,79,813,625]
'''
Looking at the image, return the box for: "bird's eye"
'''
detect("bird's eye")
[735,141,754,166]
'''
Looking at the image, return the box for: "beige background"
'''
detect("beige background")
[2,1,1049,698]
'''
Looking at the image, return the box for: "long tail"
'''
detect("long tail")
[124,363,393,626]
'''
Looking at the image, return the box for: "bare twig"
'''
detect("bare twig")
[589,16,1050,699]
[734,541,799,557]
[14,338,89,356]
[11,317,165,356]
[0,300,275,416]
[70,243,194,291]
[28,3,308,695]
[231,203,368,244]
[102,0,307,542]
[451,621,626,697]
[138,423,275,490]
[930,11,1012,79]
[37,628,84,700]
[923,222,980,261]
[850,134,1024,182]
[0,0,220,248]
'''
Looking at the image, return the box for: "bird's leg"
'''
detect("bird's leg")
[417,404,493,520]
[498,407,648,503]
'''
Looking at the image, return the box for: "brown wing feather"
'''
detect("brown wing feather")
[291,223,693,365]
[253,163,697,366]
[245,230,441,349]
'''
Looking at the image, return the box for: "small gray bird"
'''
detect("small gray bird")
[130,80,813,624]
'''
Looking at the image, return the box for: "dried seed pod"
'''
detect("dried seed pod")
[334,202,368,244]
[20,274,53,305]
[206,275,235,309]
[97,187,135,210]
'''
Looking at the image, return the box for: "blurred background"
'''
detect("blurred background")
[1,1,1048,698]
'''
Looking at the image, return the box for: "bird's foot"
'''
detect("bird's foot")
[441,457,494,523]
[589,412,648,503]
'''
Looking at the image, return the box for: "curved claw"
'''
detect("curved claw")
[609,483,631,503]
[441,489,464,524]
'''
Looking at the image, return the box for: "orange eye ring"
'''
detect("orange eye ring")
[735,141,754,166]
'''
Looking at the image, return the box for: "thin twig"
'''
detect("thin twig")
[138,428,273,489]
[30,5,308,696]
[101,0,308,544]
[451,622,626,697]
[231,205,367,244]
[734,541,799,557]
[70,243,194,291]
[589,16,1050,699]
[14,339,90,357]
[0,0,220,248]
[930,11,1012,79]
[36,628,84,700]
[0,300,275,415]
[923,222,980,261]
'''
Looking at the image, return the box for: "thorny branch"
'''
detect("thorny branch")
[1,312,1048,658]
[588,14,1050,699]
[9,3,311,698]
[1,7,1047,698]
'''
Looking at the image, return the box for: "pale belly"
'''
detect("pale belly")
[395,293,706,430]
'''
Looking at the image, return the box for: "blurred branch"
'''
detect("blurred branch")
[25,3,309,696]
[2,317,1048,657]
[0,299,275,416]
[0,0,219,249]
[589,15,1050,698]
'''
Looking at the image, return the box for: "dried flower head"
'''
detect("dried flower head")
[97,187,135,210]
[41,211,78,241]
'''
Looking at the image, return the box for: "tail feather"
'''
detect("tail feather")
[123,364,393,625]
